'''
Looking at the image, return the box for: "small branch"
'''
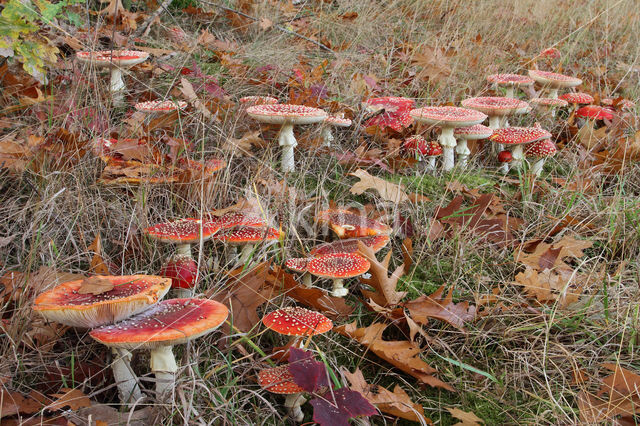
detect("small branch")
[200,1,335,54]
[132,0,175,38]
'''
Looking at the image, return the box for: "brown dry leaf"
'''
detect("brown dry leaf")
[411,44,452,83]
[211,262,275,332]
[447,407,484,425]
[108,139,157,163]
[180,78,215,120]
[258,17,273,30]
[335,322,453,391]
[25,267,84,298]
[88,234,111,275]
[577,125,608,150]
[77,276,114,295]
[223,131,266,154]
[343,368,431,423]
[0,390,43,418]
[24,315,69,351]
[65,404,153,426]
[206,197,261,217]
[358,242,408,307]
[425,218,446,242]
[349,168,410,203]
[47,388,91,411]
[404,286,477,331]
[514,235,593,273]
[513,267,584,307]
[577,363,640,423]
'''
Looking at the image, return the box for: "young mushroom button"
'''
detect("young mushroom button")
[490,126,552,170]
[245,104,328,172]
[409,106,487,171]
[262,307,333,339]
[258,365,306,422]
[89,298,229,400]
[525,138,557,177]
[306,252,371,297]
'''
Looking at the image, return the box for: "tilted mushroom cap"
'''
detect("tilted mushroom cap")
[213,226,280,245]
[525,139,557,158]
[159,255,198,290]
[409,106,487,127]
[403,135,428,155]
[527,70,582,88]
[33,275,171,328]
[246,104,327,125]
[239,96,279,105]
[324,116,352,127]
[529,98,569,107]
[461,97,530,116]
[134,100,187,112]
[454,123,493,140]
[363,97,415,132]
[306,253,370,279]
[601,98,635,109]
[76,50,149,67]
[145,218,221,244]
[576,105,614,120]
[285,258,309,273]
[310,235,390,257]
[262,306,333,336]
[559,93,594,105]
[316,209,391,239]
[258,365,304,394]
[425,140,443,157]
[205,211,267,230]
[89,298,229,349]
[486,73,534,86]
[490,127,552,145]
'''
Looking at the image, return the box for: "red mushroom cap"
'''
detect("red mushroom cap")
[454,123,493,140]
[33,275,171,328]
[309,235,390,257]
[403,135,428,155]
[539,47,561,59]
[159,256,198,290]
[145,218,221,244]
[213,226,280,244]
[425,140,443,157]
[316,209,391,239]
[246,104,327,125]
[498,150,513,163]
[363,97,415,132]
[524,139,557,158]
[575,105,614,120]
[306,253,370,279]
[262,307,333,336]
[529,98,569,107]
[558,93,594,105]
[409,106,487,127]
[205,211,267,230]
[324,116,352,127]
[134,100,187,112]
[490,127,552,145]
[461,97,530,116]
[527,70,582,87]
[601,98,635,109]
[486,74,534,86]
[76,50,149,66]
[258,365,305,394]
[239,96,279,105]
[285,258,309,273]
[89,298,229,349]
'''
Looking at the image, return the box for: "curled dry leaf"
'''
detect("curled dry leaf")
[47,388,91,411]
[343,368,430,423]
[77,276,114,295]
[447,407,484,425]
[514,235,593,273]
[357,241,408,307]
[512,267,585,308]
[335,322,453,391]
[404,285,477,331]
[88,234,112,275]
[349,168,410,203]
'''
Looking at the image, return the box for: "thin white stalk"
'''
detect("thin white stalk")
[173,288,192,298]
[111,348,142,405]
[505,86,515,98]
[455,138,470,168]
[531,158,545,176]
[150,345,177,399]
[278,123,296,172]
[548,87,559,99]
[321,127,333,147]
[284,393,306,422]
[331,278,348,297]
[176,243,192,257]
[511,145,525,168]
[109,68,125,92]
[488,116,501,130]
[439,127,457,171]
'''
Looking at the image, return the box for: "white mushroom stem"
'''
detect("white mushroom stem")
[425,156,436,170]
[239,244,256,264]
[530,158,546,177]
[111,348,142,404]
[505,86,515,98]
[284,393,306,422]
[173,288,192,298]
[150,345,178,399]
[321,127,333,147]
[302,273,312,287]
[488,115,501,130]
[455,138,471,167]
[499,162,510,174]
[439,127,457,171]
[501,117,510,128]
[176,244,192,257]
[110,68,125,92]
[278,123,297,173]
[547,88,559,99]
[511,145,525,168]
[331,279,348,298]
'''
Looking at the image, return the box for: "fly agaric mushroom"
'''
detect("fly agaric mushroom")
[34,275,171,404]
[403,135,428,162]
[490,126,552,170]
[316,209,391,239]
[461,97,530,130]
[239,96,279,107]
[409,106,487,171]
[601,98,635,110]
[363,96,415,133]
[262,307,333,347]
[90,298,228,399]
[246,104,327,172]
[486,74,534,98]
[322,116,351,147]
[454,124,492,167]
[134,100,187,113]
[423,140,443,170]
[213,226,281,265]
[76,50,149,93]
[258,365,306,422]
[497,150,513,173]
[527,70,582,99]
[525,138,557,177]
[306,252,370,297]
[285,258,312,287]
[158,256,198,298]
[529,98,568,117]
[559,92,594,112]
[310,235,390,257]
[205,210,267,229]
[575,105,615,134]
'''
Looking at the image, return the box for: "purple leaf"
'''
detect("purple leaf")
[288,348,330,393]
[310,388,377,426]
[310,83,328,100]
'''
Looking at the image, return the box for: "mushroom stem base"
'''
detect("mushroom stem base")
[278,123,297,173]
[331,279,348,297]
[456,139,470,168]
[302,273,312,288]
[439,127,457,171]
[284,393,306,422]
[511,145,525,168]
[239,244,256,265]
[110,68,125,93]
[150,345,178,399]
[488,116,501,130]
[173,287,193,298]
[547,88,559,99]
[176,244,192,257]
[111,348,143,405]
[321,127,333,147]
[530,159,545,177]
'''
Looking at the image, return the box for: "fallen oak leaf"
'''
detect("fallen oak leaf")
[310,387,377,426]
[357,241,408,307]
[0,390,43,418]
[349,168,410,203]
[77,276,114,295]
[512,267,585,308]
[47,388,91,411]
[404,286,477,331]
[447,407,484,425]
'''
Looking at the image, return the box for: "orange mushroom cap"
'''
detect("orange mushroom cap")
[258,365,304,394]
[316,209,391,239]
[262,307,333,336]
[145,218,221,244]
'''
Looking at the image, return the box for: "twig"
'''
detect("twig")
[199,0,335,54]
[132,0,175,38]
